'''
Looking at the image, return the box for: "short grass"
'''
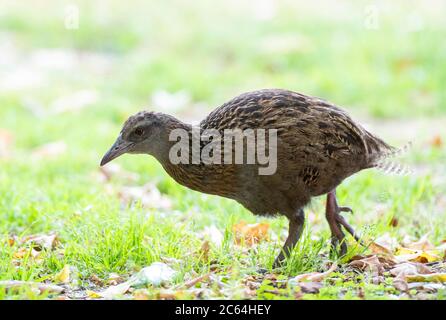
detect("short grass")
[0,0,445,299]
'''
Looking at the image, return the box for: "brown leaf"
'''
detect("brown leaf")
[390,262,433,279]
[297,282,323,294]
[393,278,409,292]
[181,273,210,289]
[290,263,337,283]
[233,221,270,246]
[21,233,59,250]
[349,255,384,275]
[197,240,210,263]
[389,217,399,227]
[403,235,436,251]
[13,247,41,260]
[430,135,443,148]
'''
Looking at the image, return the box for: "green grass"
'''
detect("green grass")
[0,0,446,299]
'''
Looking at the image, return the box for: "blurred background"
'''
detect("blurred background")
[0,0,446,290]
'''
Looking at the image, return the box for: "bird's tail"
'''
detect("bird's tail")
[371,141,412,176]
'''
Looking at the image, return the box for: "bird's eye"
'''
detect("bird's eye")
[134,128,144,136]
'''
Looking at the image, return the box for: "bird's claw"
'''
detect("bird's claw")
[339,206,353,215]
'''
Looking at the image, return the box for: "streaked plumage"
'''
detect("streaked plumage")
[101,88,397,267]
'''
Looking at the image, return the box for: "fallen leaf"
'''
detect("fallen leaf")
[406,273,446,283]
[130,262,177,287]
[394,247,441,263]
[389,217,399,227]
[198,240,210,263]
[390,262,433,279]
[94,282,132,299]
[349,255,384,275]
[181,273,210,289]
[54,265,71,284]
[91,262,177,299]
[233,221,270,246]
[430,135,443,148]
[289,263,337,283]
[403,235,436,251]
[296,282,324,294]
[200,225,224,247]
[13,247,41,260]
[86,290,103,299]
[21,233,59,250]
[107,273,123,285]
[0,281,64,294]
[370,233,399,255]
[89,274,103,286]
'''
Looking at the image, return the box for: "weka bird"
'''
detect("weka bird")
[101,89,396,267]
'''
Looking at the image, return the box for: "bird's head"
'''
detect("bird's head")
[100,111,175,166]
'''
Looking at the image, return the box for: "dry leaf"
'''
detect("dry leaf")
[389,217,399,228]
[403,235,436,251]
[200,225,224,247]
[394,247,441,263]
[21,233,59,250]
[89,274,103,286]
[430,135,443,148]
[107,273,123,285]
[92,262,177,299]
[181,273,210,289]
[198,240,210,263]
[371,233,399,255]
[86,290,103,299]
[393,278,409,292]
[289,263,337,283]
[13,247,41,260]
[390,262,433,279]
[0,281,64,294]
[297,282,324,294]
[349,255,384,275]
[54,265,71,284]
[233,221,270,246]
[406,273,446,283]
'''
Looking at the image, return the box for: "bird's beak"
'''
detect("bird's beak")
[100,137,134,166]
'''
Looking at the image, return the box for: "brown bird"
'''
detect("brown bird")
[101,89,398,267]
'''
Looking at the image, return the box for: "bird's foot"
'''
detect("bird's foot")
[326,190,363,257]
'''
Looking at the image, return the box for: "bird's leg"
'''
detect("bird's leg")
[273,209,305,268]
[325,190,361,257]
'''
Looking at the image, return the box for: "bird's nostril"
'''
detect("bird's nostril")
[114,147,119,150]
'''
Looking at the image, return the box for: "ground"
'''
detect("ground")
[0,0,445,300]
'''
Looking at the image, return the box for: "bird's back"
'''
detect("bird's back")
[198,89,394,215]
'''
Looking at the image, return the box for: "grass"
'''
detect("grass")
[0,0,445,299]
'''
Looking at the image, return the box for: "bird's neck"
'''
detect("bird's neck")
[152,116,236,197]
